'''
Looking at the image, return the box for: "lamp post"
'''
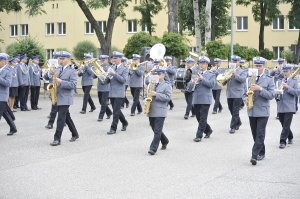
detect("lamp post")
[230,0,234,57]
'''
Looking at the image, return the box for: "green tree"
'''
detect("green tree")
[73,41,98,60]
[259,48,274,60]
[161,32,189,59]
[123,32,160,58]
[133,0,163,35]
[236,0,281,51]
[281,49,294,63]
[206,40,230,59]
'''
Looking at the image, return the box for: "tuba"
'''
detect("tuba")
[216,63,236,86]
[91,59,113,83]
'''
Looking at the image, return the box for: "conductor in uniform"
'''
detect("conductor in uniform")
[226,55,248,134]
[50,51,79,146]
[188,56,215,142]
[107,51,129,135]
[276,64,300,149]
[248,57,275,165]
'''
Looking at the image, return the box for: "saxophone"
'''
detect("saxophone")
[144,77,157,115]
[47,67,57,105]
[246,73,256,109]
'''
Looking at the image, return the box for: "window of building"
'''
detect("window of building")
[128,20,137,33]
[58,22,66,35]
[290,44,298,55]
[46,49,55,59]
[273,46,284,59]
[46,23,54,35]
[272,16,284,30]
[85,22,94,34]
[98,21,107,33]
[236,17,248,31]
[288,17,300,30]
[20,24,28,36]
[10,25,18,37]
[141,24,148,32]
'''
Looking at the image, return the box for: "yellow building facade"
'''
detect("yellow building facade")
[0,0,298,60]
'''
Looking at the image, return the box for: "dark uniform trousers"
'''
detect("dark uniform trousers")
[0,102,17,131]
[149,117,169,152]
[30,86,40,109]
[98,91,112,119]
[278,112,294,144]
[110,98,128,131]
[194,104,212,138]
[212,89,223,112]
[54,105,78,141]
[20,86,29,110]
[81,85,96,111]
[123,85,129,107]
[130,87,142,114]
[227,98,242,129]
[184,92,194,116]
[48,104,58,125]
[295,97,299,112]
[249,117,268,159]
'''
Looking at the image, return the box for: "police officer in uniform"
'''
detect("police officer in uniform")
[18,54,31,111]
[248,57,275,165]
[122,57,130,109]
[107,51,129,135]
[188,56,215,142]
[226,55,248,134]
[13,55,21,109]
[211,58,225,114]
[97,55,112,121]
[129,54,144,116]
[29,55,42,110]
[147,66,172,155]
[183,57,195,119]
[79,53,96,114]
[276,64,300,149]
[50,51,79,146]
[0,53,18,136]
[8,58,19,112]
[165,56,176,110]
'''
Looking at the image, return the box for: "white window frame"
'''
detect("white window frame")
[236,16,248,31]
[272,16,284,30]
[98,21,107,33]
[128,20,137,33]
[46,23,55,35]
[141,24,149,32]
[20,24,28,36]
[46,49,55,59]
[10,24,18,37]
[273,46,284,59]
[58,22,66,35]
[85,22,94,34]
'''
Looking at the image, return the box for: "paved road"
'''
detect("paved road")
[0,91,299,199]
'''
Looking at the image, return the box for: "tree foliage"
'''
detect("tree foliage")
[73,41,98,60]
[161,32,189,59]
[206,40,230,59]
[259,48,274,60]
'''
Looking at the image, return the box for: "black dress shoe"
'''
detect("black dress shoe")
[184,114,188,120]
[288,139,293,144]
[121,124,128,131]
[45,124,53,129]
[137,111,142,114]
[130,113,135,116]
[25,108,30,111]
[235,122,242,130]
[229,129,235,134]
[250,158,257,165]
[161,143,168,150]
[7,129,17,136]
[80,110,86,114]
[257,154,265,161]
[107,129,116,135]
[89,108,96,112]
[32,107,37,110]
[279,143,286,149]
[50,140,61,146]
[97,118,103,122]
[169,106,174,110]
[148,150,155,155]
[212,111,217,114]
[218,109,223,113]
[21,109,26,111]
[69,136,79,142]
[190,114,195,117]
[193,137,201,142]
[204,130,213,138]
[106,114,112,119]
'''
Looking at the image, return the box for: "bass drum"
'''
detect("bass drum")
[175,68,186,90]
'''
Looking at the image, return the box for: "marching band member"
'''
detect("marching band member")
[122,57,130,109]
[50,51,79,146]
[78,53,96,114]
[29,55,42,110]
[18,54,31,111]
[183,57,195,119]
[129,54,144,116]
[13,55,21,109]
[107,52,129,135]
[188,56,215,142]
[8,58,19,112]
[147,66,172,155]
[248,57,275,166]
[165,56,176,110]
[226,55,248,134]
[276,64,300,149]
[97,55,112,121]
[211,58,225,114]
[0,53,18,136]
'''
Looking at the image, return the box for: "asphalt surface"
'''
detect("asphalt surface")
[0,90,299,199]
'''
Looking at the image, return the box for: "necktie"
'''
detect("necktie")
[256,76,260,83]
[115,65,117,71]
[284,78,287,83]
